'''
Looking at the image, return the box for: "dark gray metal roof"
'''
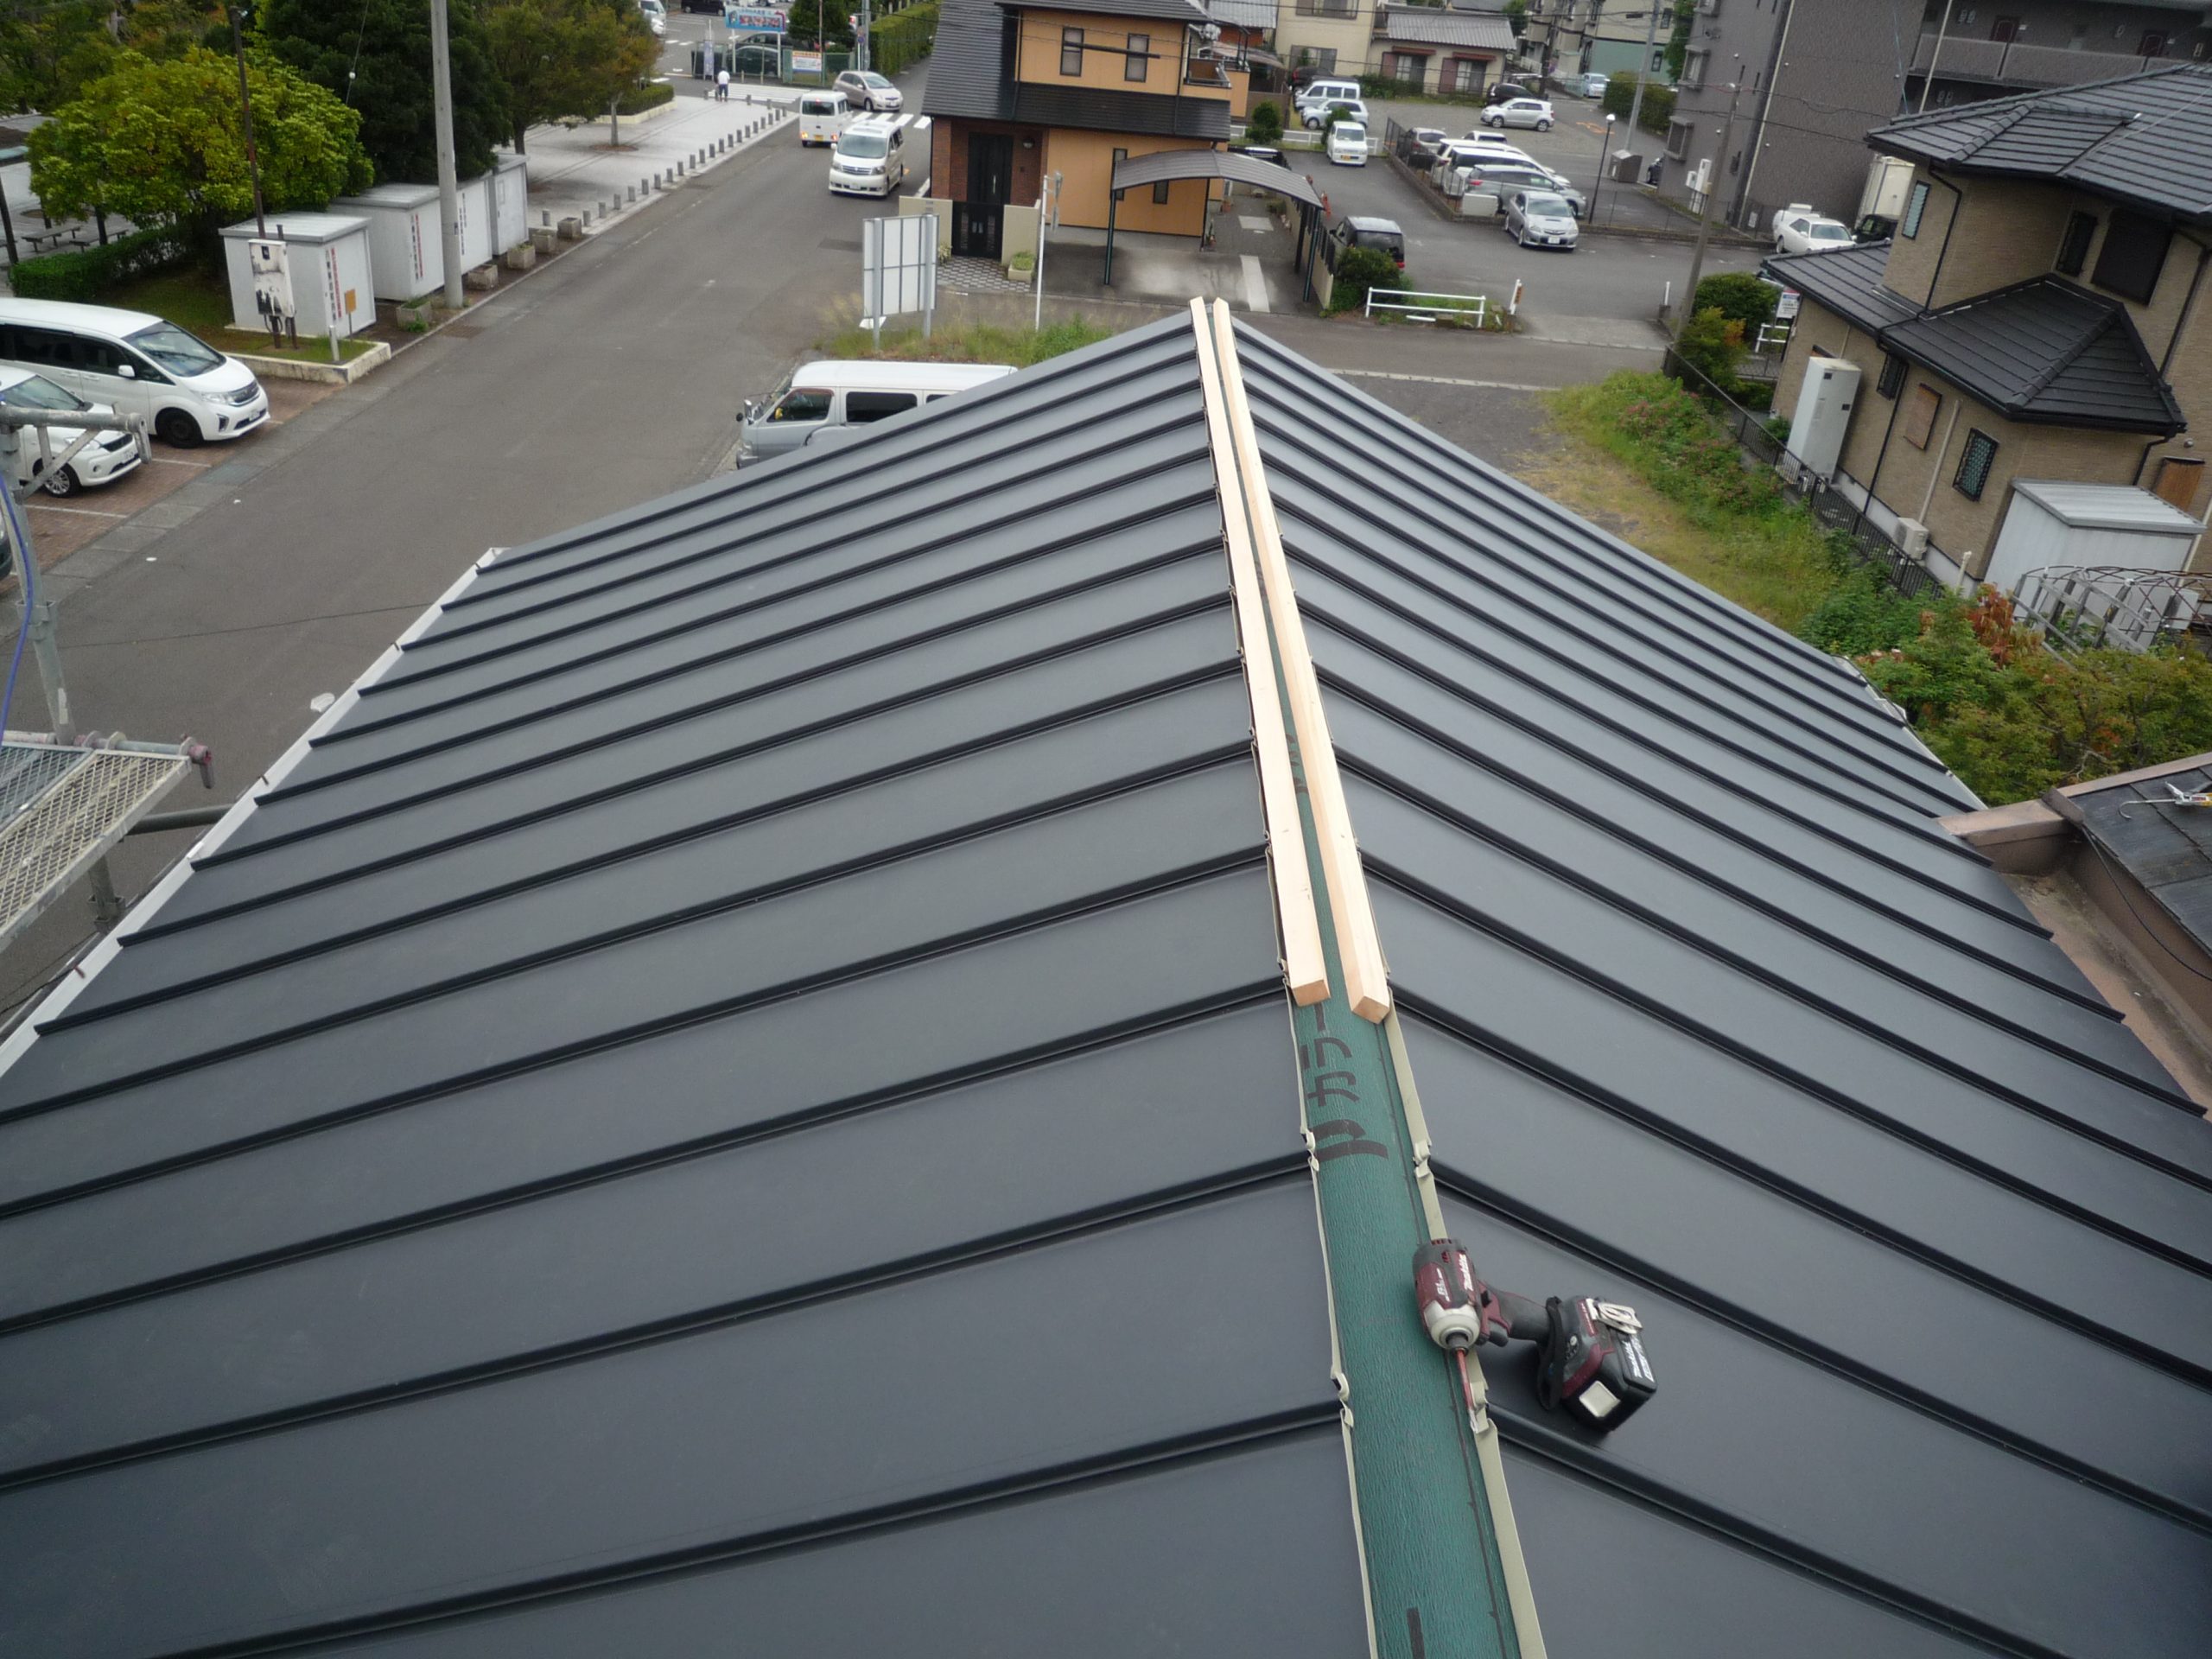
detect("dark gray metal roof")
[3,316,2210,1657]
[1372,5,1515,49]
[1872,60,2212,224]
[1226,326,2212,1659]
[2075,764,2212,956]
[0,322,1368,1656]
[1764,245,2182,435]
[925,0,1230,139]
[1002,0,1208,21]
[1113,146,1323,207]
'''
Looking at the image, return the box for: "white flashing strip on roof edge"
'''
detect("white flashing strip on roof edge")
[1205,298,1391,1022]
[1188,300,1329,1006]
[1385,1012,1551,1659]
[0,548,506,1077]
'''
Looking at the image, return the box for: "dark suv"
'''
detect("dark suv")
[1325,216,1406,270]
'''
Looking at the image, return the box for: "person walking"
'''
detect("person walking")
[716,66,731,102]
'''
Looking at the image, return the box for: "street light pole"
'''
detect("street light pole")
[1593,112,1615,219]
[1677,69,1743,340]
[430,0,466,309]
[226,4,267,234]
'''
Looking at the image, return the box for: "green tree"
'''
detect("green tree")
[482,0,655,153]
[1503,0,1527,37]
[28,46,372,245]
[1673,305,1745,395]
[1694,271,1778,332]
[1663,8,1693,79]
[257,0,506,183]
[0,0,116,113]
[120,2,232,58]
[1325,245,1402,315]
[786,0,855,52]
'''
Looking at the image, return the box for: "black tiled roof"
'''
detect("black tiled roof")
[1872,60,2212,224]
[925,0,1230,138]
[1,317,2209,1657]
[1765,244,2182,434]
[1005,0,1210,19]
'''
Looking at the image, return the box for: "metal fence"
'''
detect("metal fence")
[1662,347,1945,602]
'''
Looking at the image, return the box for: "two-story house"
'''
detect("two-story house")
[924,0,1238,257]
[1760,61,2206,588]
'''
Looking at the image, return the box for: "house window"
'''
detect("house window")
[1902,180,1929,237]
[2092,207,2171,302]
[1124,32,1148,81]
[1665,117,1693,158]
[2056,210,2096,276]
[1302,46,1338,74]
[1990,16,2018,41]
[2141,30,2168,57]
[1294,0,1356,14]
[1954,429,1998,499]
[1153,178,1172,204]
[1060,27,1084,75]
[1681,48,1707,87]
[1878,353,1907,397]
[1904,385,1942,448]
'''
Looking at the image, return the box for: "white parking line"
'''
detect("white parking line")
[1336,370,1557,391]
[1241,254,1270,315]
[27,503,129,519]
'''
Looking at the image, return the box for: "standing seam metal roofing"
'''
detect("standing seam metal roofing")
[0,316,2208,1658]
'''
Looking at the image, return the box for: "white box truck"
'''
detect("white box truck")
[1856,156,1915,241]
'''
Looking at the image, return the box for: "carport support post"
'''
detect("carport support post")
[1103,188,1119,288]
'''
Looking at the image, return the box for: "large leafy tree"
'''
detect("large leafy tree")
[482,0,656,153]
[257,0,506,183]
[785,0,853,53]
[28,45,372,241]
[0,1,117,113]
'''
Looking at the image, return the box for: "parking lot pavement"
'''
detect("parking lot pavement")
[1298,135,1762,340]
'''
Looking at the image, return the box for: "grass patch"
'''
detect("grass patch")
[1541,372,1838,632]
[1533,371,2212,801]
[105,269,381,364]
[812,315,1118,365]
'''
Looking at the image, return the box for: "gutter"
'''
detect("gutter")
[1731,0,1795,227]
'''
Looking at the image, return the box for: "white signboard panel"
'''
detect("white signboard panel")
[862,212,938,329]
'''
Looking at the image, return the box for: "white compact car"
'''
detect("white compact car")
[835,69,903,112]
[827,117,908,198]
[1302,95,1369,130]
[1772,204,1853,254]
[0,366,143,496]
[1484,97,1554,131]
[637,0,666,35]
[1326,122,1369,166]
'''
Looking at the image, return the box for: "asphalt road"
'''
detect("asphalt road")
[3,117,882,1008]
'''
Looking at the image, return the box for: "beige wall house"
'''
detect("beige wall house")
[924,0,1237,251]
[1762,62,2208,589]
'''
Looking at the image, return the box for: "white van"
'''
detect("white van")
[1294,79,1362,111]
[828,116,910,198]
[798,91,850,147]
[0,365,144,496]
[739,360,1016,464]
[0,299,267,448]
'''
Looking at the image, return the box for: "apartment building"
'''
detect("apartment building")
[1761,63,2208,587]
[1907,1,2212,107]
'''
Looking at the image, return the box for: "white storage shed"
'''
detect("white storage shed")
[1987,480,2205,594]
[330,182,442,301]
[219,213,374,340]
[491,154,529,254]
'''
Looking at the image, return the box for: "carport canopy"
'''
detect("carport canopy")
[1104,149,1328,297]
[1109,149,1325,208]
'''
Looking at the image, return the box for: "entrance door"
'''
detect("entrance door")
[956,132,1013,258]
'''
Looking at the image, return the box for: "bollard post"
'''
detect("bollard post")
[540,209,551,228]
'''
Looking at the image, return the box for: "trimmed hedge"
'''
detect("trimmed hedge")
[1600,74,1674,136]
[616,80,676,116]
[10,224,192,302]
[870,0,939,77]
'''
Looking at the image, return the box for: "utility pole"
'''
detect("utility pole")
[1918,0,1955,111]
[1676,68,1742,340]
[1622,5,1662,166]
[226,4,267,234]
[430,0,466,309]
[857,0,871,73]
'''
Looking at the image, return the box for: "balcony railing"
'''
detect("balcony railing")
[1910,31,2175,89]
[1184,57,1232,87]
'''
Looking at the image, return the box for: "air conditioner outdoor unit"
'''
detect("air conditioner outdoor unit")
[1687,158,1712,197]
[1897,518,1931,557]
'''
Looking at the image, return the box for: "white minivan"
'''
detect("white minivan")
[798,91,850,147]
[739,360,1015,464]
[0,299,268,448]
[828,116,909,197]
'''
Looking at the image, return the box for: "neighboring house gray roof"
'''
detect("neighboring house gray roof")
[1202,0,1275,31]
[1766,242,2183,434]
[1003,0,1210,19]
[1,316,2209,1658]
[1872,60,2212,224]
[1372,5,1516,49]
[925,0,1230,138]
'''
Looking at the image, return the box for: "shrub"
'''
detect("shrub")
[869,1,940,76]
[1694,271,1778,332]
[1008,250,1034,271]
[1246,100,1282,143]
[1326,245,1403,315]
[1798,563,1942,657]
[615,79,674,115]
[10,224,193,302]
[1600,74,1674,135]
[1673,305,1745,396]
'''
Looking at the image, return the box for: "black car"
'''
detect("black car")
[1229,143,1287,169]
[1325,215,1406,270]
